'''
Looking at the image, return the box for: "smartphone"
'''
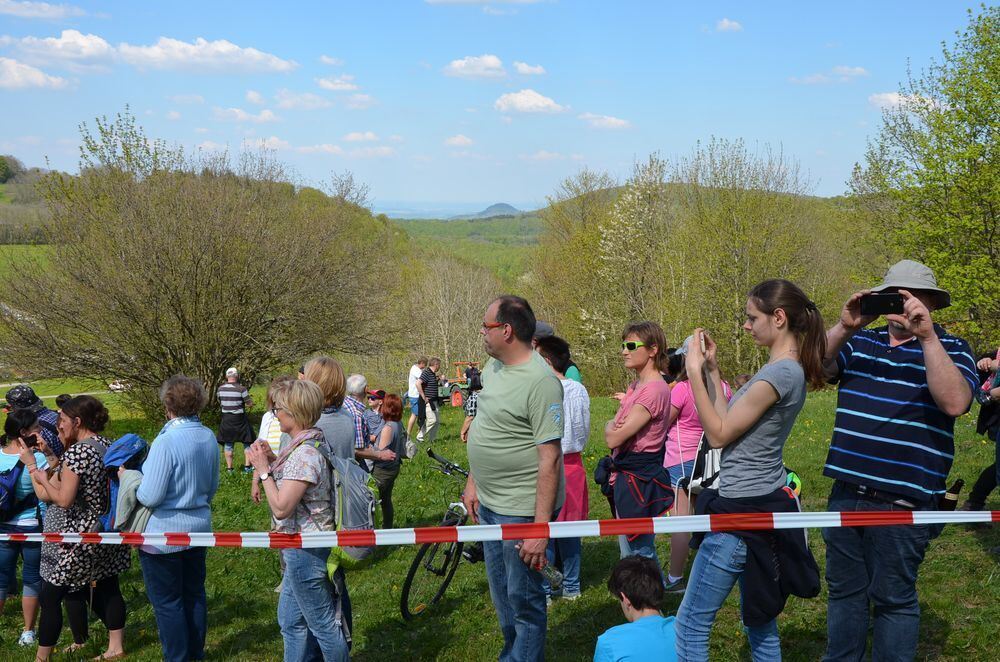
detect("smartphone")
[860,292,904,316]
[23,434,38,448]
[698,332,707,354]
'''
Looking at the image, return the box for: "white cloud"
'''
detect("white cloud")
[791,65,870,85]
[169,93,203,104]
[166,110,181,120]
[578,112,630,129]
[521,150,565,161]
[246,89,264,105]
[275,88,332,110]
[387,134,404,143]
[296,143,344,155]
[194,127,209,134]
[494,88,565,113]
[444,134,473,146]
[716,18,743,32]
[212,107,279,123]
[319,55,343,66]
[250,135,289,150]
[119,37,296,73]
[443,54,505,79]
[513,61,545,75]
[11,30,115,72]
[346,93,375,109]
[197,140,228,152]
[868,92,907,109]
[316,74,357,91]
[349,145,394,158]
[344,131,378,142]
[0,56,68,88]
[0,0,84,19]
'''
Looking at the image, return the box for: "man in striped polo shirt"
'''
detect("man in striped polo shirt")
[218,367,255,474]
[821,260,976,662]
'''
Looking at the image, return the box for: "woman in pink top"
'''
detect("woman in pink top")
[605,321,672,564]
[662,343,732,592]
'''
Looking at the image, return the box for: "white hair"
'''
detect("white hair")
[345,373,367,397]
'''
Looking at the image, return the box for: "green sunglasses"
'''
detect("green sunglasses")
[621,341,646,351]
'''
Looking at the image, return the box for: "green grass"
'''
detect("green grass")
[0,184,9,204]
[0,244,50,281]
[0,392,998,660]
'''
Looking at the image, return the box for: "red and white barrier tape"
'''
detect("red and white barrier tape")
[0,510,995,549]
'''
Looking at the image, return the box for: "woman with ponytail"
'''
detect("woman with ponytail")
[601,321,674,566]
[674,279,825,661]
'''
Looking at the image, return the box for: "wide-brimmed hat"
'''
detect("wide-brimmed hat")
[4,385,43,412]
[870,260,951,309]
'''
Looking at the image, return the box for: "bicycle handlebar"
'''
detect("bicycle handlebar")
[427,448,470,477]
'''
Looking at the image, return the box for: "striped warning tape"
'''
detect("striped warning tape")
[0,510,995,549]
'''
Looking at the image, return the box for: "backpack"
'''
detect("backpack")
[101,434,149,531]
[677,433,721,495]
[467,367,482,391]
[0,460,35,522]
[305,441,378,572]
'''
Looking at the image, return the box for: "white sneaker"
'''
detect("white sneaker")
[18,630,37,646]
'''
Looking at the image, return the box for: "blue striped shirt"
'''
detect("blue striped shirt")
[824,325,977,503]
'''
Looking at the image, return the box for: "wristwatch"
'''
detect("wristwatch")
[260,472,272,482]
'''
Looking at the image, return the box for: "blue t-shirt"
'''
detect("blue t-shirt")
[594,614,677,662]
[0,449,48,527]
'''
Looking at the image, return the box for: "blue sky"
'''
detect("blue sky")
[0,1,979,215]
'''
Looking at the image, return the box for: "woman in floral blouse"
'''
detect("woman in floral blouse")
[18,395,130,660]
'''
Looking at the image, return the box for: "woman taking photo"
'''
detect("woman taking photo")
[247,379,349,661]
[17,395,130,661]
[134,376,219,662]
[602,321,674,563]
[0,409,49,647]
[674,279,825,661]
[371,393,405,529]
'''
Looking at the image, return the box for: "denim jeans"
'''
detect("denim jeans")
[618,533,661,568]
[479,503,547,662]
[968,431,1000,507]
[0,523,42,600]
[542,537,582,596]
[675,532,781,662]
[139,547,209,662]
[278,548,348,662]
[822,480,933,662]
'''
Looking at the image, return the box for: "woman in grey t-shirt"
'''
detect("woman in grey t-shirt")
[674,279,828,661]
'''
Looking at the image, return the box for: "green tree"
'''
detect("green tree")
[0,111,398,414]
[851,5,1000,347]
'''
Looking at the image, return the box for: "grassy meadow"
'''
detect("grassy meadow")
[0,383,998,660]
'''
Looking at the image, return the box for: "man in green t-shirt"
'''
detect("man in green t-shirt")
[464,295,564,662]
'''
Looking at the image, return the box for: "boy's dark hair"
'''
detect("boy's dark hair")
[607,555,663,610]
[494,295,536,344]
[1,408,38,446]
[534,336,572,375]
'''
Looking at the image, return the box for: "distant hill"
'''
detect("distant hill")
[449,203,521,220]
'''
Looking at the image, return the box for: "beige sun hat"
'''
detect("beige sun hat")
[870,260,951,309]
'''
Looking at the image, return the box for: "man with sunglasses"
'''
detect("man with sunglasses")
[464,295,565,662]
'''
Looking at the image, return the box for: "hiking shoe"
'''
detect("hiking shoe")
[18,630,36,646]
[561,591,581,601]
[227,468,234,474]
[664,576,687,594]
[243,466,254,474]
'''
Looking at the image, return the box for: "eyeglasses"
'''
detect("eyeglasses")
[367,396,380,402]
[481,321,505,330]
[621,341,646,352]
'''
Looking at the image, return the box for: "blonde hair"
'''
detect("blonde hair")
[274,379,324,429]
[266,374,297,410]
[304,356,345,408]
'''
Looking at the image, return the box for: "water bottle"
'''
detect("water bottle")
[539,563,563,590]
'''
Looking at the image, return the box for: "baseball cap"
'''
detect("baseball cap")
[366,389,386,400]
[533,320,555,340]
[225,367,239,378]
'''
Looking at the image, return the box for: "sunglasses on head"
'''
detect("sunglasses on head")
[621,341,646,352]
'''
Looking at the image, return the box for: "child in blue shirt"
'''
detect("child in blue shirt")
[595,555,677,661]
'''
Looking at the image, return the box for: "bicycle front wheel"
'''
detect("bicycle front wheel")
[400,539,464,620]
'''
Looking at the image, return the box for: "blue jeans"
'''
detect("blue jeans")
[542,537,582,596]
[618,533,661,568]
[0,524,41,600]
[675,532,781,661]
[479,503,547,662]
[822,480,933,662]
[278,548,348,662]
[139,547,209,662]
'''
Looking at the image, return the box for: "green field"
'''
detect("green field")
[0,244,50,281]
[0,390,997,660]
[0,183,9,204]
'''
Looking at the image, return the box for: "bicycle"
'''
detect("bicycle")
[400,448,484,620]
